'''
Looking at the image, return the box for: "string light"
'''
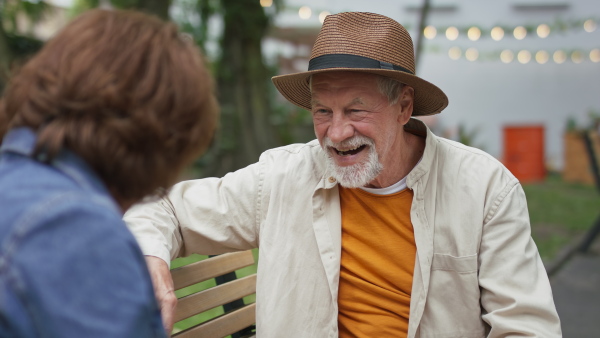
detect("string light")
[303,15,598,42]
[448,47,461,60]
[446,26,459,41]
[500,50,514,63]
[553,50,567,64]
[517,50,531,64]
[298,6,311,19]
[405,17,598,43]
[415,15,600,64]
[446,47,599,64]
[571,51,583,63]
[584,19,597,33]
[260,0,273,7]
[467,27,481,41]
[537,24,550,38]
[491,26,504,41]
[590,49,600,63]
[513,26,527,40]
[535,50,549,64]
[424,26,437,39]
[319,11,330,23]
[465,48,479,61]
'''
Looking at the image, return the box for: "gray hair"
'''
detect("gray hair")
[376,76,405,105]
[308,74,405,106]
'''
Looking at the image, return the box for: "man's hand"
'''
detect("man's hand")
[145,256,177,335]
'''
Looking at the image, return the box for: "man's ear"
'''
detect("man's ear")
[397,85,414,125]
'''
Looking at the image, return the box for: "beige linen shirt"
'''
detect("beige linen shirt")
[124,118,561,338]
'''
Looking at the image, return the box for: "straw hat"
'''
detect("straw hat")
[272,12,448,116]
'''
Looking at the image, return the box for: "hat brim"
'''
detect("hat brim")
[272,68,448,116]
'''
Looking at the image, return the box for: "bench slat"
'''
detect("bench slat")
[174,274,257,322]
[171,251,255,290]
[173,303,256,338]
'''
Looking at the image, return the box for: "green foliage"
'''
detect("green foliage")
[4,31,43,56]
[111,0,139,8]
[71,0,172,19]
[172,0,282,57]
[524,173,600,261]
[270,103,314,145]
[588,108,600,130]
[457,123,485,150]
[2,0,50,32]
[0,0,46,89]
[184,0,296,178]
[565,117,578,131]
[171,0,219,51]
[68,0,99,17]
[565,108,600,132]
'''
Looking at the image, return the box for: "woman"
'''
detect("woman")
[0,9,218,337]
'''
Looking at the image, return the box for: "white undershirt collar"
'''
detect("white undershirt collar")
[358,156,423,195]
[359,177,407,195]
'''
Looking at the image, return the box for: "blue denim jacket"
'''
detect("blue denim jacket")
[0,128,165,338]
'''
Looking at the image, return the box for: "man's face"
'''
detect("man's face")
[310,72,408,188]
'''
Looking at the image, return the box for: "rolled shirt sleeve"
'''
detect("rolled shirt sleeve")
[478,182,562,337]
[124,161,265,265]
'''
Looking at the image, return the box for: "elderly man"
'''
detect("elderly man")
[125,12,561,337]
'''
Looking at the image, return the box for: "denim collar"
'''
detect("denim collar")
[1,127,117,211]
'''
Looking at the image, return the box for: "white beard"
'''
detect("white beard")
[322,135,383,188]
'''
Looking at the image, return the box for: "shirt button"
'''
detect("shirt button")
[328,177,336,183]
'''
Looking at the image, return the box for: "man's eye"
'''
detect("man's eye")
[349,109,369,116]
[348,109,369,120]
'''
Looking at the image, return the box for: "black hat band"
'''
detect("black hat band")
[308,54,414,75]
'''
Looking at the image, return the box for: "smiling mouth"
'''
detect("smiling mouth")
[335,144,367,156]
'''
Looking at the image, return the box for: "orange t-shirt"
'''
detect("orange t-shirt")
[338,187,416,337]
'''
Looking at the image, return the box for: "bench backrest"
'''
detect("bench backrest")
[170,250,256,338]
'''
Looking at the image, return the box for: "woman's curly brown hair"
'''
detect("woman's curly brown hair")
[0,9,218,203]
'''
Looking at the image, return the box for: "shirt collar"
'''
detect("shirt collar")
[406,118,435,190]
[0,126,37,157]
[1,127,115,205]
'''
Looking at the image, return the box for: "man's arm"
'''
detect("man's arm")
[124,162,264,264]
[124,161,265,331]
[478,182,561,337]
[145,256,177,334]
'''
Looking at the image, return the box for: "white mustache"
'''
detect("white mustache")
[323,135,375,150]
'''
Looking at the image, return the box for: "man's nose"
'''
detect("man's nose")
[328,114,354,144]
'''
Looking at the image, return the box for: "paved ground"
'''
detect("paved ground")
[549,237,600,337]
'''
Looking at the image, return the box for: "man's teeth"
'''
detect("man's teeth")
[337,145,363,156]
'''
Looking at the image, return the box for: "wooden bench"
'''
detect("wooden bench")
[170,250,257,338]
